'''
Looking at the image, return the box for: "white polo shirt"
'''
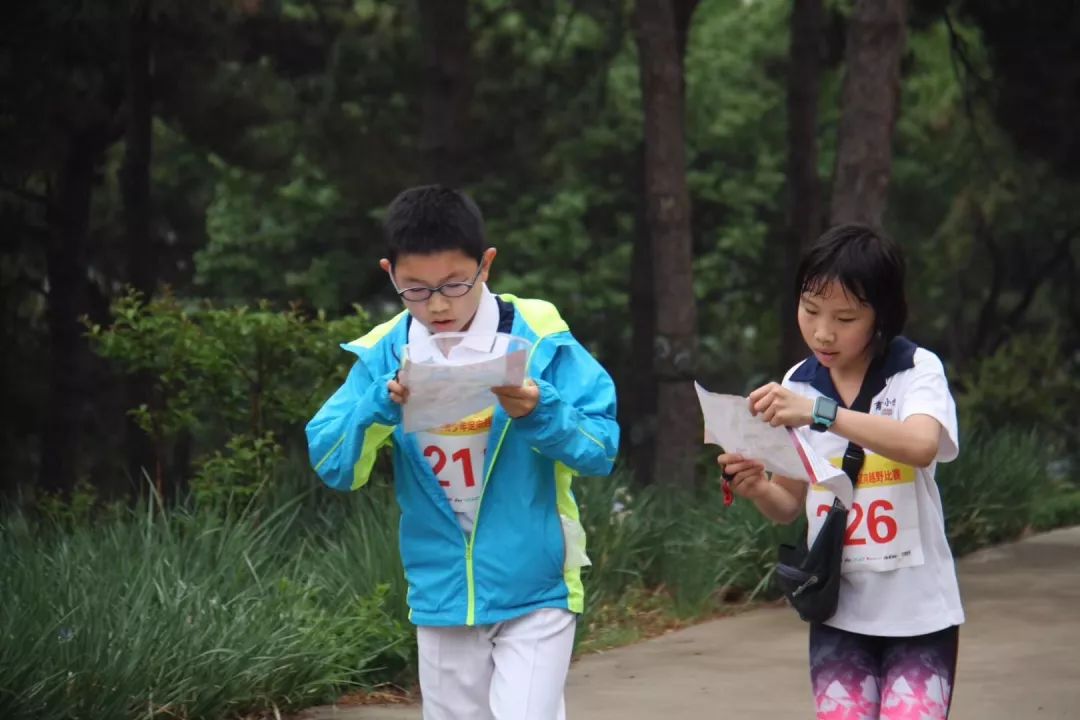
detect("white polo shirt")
[783,338,964,637]
[409,285,499,533]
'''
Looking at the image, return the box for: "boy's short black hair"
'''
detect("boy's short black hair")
[796,224,908,347]
[383,185,486,266]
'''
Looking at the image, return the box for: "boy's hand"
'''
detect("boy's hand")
[388,378,409,405]
[748,382,814,427]
[717,452,769,500]
[491,380,540,418]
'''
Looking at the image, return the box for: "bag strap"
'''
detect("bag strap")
[839,355,889,486]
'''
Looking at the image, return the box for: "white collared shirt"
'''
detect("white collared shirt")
[410,284,499,534]
[407,284,502,365]
[784,347,964,637]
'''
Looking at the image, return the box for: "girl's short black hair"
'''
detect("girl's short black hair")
[795,224,908,346]
[383,185,486,266]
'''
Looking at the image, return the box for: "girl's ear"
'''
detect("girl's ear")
[872,327,886,357]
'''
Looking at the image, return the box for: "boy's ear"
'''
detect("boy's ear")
[379,258,392,274]
[481,247,497,282]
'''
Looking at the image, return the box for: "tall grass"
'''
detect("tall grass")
[0,485,411,720]
[939,428,1061,555]
[1,429,1072,719]
[574,475,790,619]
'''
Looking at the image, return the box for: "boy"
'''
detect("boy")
[306,185,620,720]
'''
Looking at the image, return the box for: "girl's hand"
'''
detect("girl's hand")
[748,382,815,428]
[717,452,769,500]
[388,378,409,405]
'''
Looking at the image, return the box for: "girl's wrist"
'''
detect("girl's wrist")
[750,475,779,502]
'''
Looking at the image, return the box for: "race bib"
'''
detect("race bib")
[808,454,924,573]
[416,408,493,512]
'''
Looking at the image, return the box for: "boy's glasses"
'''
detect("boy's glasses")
[391,263,485,303]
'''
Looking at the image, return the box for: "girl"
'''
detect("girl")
[719,224,962,720]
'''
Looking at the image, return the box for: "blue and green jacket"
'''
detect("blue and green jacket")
[305,294,619,627]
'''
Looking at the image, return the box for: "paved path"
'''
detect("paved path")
[298,526,1080,719]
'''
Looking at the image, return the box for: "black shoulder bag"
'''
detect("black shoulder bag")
[773,358,886,624]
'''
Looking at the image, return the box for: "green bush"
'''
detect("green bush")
[956,330,1079,456]
[190,432,284,509]
[86,291,370,500]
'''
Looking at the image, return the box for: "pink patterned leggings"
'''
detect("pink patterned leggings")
[809,624,959,720]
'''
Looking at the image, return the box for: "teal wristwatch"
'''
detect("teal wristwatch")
[810,396,839,432]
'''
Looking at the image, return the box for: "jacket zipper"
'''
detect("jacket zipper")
[462,334,549,626]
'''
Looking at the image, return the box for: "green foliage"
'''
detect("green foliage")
[470,3,642,367]
[575,471,787,622]
[87,291,370,494]
[5,0,1080,499]
[169,0,420,312]
[891,18,1080,371]
[1031,490,1080,533]
[198,153,357,309]
[32,481,120,531]
[483,0,795,390]
[4,426,1073,717]
[939,429,1051,556]
[686,0,797,385]
[191,432,285,509]
[0,493,410,720]
[955,330,1080,453]
[575,476,667,606]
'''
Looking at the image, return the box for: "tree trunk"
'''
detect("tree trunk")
[122,0,159,494]
[628,149,657,487]
[40,136,98,496]
[829,0,907,227]
[671,0,699,75]
[417,0,471,186]
[780,0,825,369]
[633,0,700,487]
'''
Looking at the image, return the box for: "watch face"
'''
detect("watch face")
[816,397,838,422]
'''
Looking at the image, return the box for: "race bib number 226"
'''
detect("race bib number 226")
[809,454,925,573]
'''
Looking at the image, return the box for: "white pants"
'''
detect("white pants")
[417,608,577,720]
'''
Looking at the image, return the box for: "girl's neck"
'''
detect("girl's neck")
[829,350,874,407]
